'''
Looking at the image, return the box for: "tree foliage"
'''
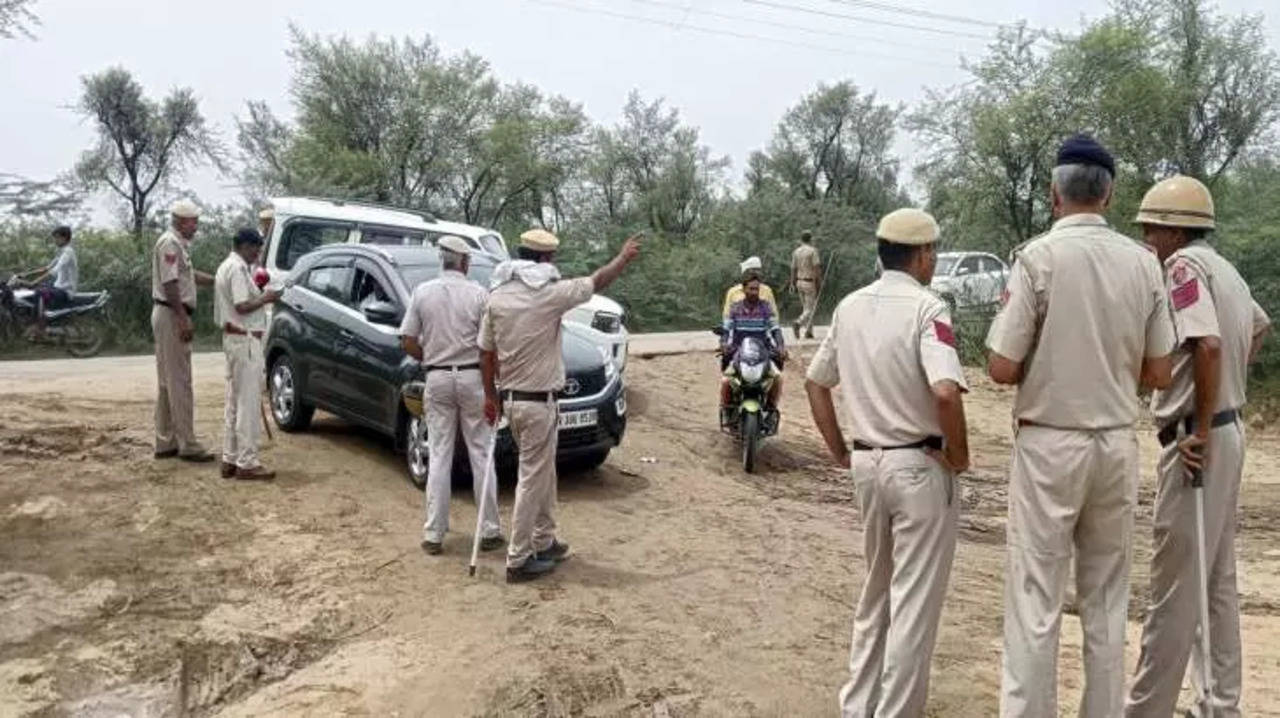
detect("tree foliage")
[75,67,225,240]
[0,0,37,40]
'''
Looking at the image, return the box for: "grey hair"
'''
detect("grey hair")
[441,251,466,272]
[1052,163,1112,204]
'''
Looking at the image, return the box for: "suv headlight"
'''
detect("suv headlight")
[591,311,622,334]
[600,346,616,382]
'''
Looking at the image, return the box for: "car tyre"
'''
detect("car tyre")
[403,412,428,489]
[269,354,314,432]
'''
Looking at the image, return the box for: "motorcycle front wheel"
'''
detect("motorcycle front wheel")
[63,315,106,358]
[741,411,760,473]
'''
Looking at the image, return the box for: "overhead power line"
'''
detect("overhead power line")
[525,0,962,68]
[623,0,969,56]
[742,0,995,41]
[824,0,1005,29]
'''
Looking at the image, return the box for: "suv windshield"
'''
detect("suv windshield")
[479,233,507,259]
[934,255,959,276]
[398,263,441,291]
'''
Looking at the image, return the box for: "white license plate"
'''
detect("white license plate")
[558,409,598,430]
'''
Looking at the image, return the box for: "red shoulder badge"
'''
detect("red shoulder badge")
[999,287,1010,306]
[1170,260,1190,286]
[1171,278,1200,311]
[164,252,177,265]
[933,320,956,348]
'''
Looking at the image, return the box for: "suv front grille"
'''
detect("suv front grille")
[559,367,607,399]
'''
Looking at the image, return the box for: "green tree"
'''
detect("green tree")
[748,81,904,217]
[0,0,37,39]
[75,67,225,240]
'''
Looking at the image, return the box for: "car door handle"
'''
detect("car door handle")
[339,329,354,341]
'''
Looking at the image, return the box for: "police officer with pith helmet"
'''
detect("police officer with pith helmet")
[479,228,642,583]
[400,235,503,557]
[806,208,970,717]
[152,199,217,462]
[1126,176,1271,718]
[985,134,1177,717]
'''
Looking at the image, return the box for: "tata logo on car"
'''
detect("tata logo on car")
[563,378,581,396]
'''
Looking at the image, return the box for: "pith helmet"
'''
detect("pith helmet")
[876,208,939,246]
[1134,175,1215,230]
[519,228,560,252]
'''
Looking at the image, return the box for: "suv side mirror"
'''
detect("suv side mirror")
[363,301,401,326]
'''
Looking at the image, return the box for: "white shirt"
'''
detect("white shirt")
[48,245,78,292]
[214,251,266,333]
[399,269,488,367]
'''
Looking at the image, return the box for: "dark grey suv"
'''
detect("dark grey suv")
[264,244,627,486]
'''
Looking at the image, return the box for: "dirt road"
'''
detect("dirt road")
[2,341,1279,717]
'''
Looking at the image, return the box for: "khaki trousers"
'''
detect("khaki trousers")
[1001,425,1138,718]
[152,305,200,453]
[505,397,559,568]
[422,369,502,544]
[796,279,818,333]
[221,334,264,469]
[1126,420,1243,718]
[839,448,959,718]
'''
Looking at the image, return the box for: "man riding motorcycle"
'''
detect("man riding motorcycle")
[12,225,78,336]
[720,274,788,426]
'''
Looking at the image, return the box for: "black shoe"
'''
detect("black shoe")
[506,555,556,583]
[479,534,506,552]
[421,540,443,555]
[535,540,570,563]
[178,449,216,463]
[154,448,179,459]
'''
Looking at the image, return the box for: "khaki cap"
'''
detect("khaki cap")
[1134,175,1215,230]
[258,207,275,220]
[170,199,200,218]
[438,235,471,256]
[876,208,939,245]
[520,228,560,252]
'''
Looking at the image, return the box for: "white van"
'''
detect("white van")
[259,196,628,370]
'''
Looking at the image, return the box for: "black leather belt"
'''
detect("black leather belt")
[154,298,195,316]
[1157,409,1239,447]
[426,363,480,373]
[852,436,943,452]
[501,389,556,403]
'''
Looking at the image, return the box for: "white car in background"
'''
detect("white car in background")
[929,251,1010,310]
[258,196,628,370]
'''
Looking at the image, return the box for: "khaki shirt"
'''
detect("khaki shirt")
[807,270,968,447]
[985,214,1177,429]
[214,251,265,333]
[399,270,486,367]
[792,244,820,281]
[479,276,595,392]
[1151,241,1271,425]
[151,229,197,307]
[722,283,778,319]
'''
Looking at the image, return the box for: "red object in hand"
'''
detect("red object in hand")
[252,267,270,289]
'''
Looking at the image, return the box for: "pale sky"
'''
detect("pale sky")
[2,0,1277,223]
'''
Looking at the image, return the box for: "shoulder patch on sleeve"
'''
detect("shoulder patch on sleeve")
[164,252,178,265]
[1171,277,1200,311]
[1170,259,1190,286]
[933,320,956,348]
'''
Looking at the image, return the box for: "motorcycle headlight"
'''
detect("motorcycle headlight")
[739,361,765,384]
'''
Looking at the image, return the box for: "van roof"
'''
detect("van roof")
[267,196,498,240]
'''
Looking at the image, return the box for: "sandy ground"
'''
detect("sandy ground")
[2,342,1280,718]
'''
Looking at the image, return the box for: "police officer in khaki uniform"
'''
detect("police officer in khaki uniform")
[258,207,275,245]
[401,235,503,556]
[790,230,821,339]
[986,134,1177,718]
[214,228,280,480]
[152,200,216,462]
[1126,177,1271,718]
[806,208,970,718]
[479,229,641,583]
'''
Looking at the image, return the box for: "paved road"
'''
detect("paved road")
[0,327,829,388]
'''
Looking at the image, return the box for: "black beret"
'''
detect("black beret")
[233,227,264,246]
[1056,133,1115,177]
